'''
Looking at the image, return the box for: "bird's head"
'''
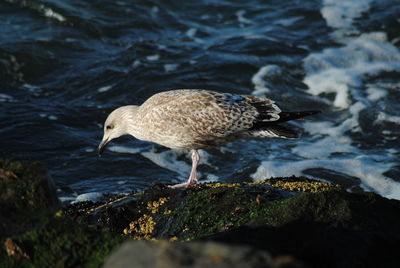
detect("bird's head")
[98,105,138,156]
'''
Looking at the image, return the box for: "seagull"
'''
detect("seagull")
[98,89,319,188]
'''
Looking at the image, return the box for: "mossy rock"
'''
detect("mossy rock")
[0,159,126,267]
[0,216,125,268]
[204,191,400,268]
[153,186,351,240]
[64,178,400,267]
[0,159,59,238]
[71,177,343,241]
[0,159,58,211]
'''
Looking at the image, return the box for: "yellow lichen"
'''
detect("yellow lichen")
[85,195,128,215]
[204,179,339,193]
[164,209,172,215]
[123,214,156,240]
[54,210,63,217]
[147,197,170,214]
[205,182,241,188]
[169,236,178,241]
[250,180,341,192]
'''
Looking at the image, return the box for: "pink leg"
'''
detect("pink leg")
[169,149,200,188]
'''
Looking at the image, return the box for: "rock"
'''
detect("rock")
[68,177,400,268]
[204,191,400,268]
[3,237,30,260]
[1,217,125,267]
[0,159,59,238]
[104,240,306,268]
[0,159,125,268]
[0,168,18,181]
[3,158,398,268]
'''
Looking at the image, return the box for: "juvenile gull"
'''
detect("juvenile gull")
[98,89,319,188]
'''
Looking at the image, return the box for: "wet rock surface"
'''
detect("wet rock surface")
[0,159,59,238]
[104,240,305,268]
[0,159,124,267]
[204,191,400,268]
[2,159,400,268]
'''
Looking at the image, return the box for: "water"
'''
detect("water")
[1,0,399,203]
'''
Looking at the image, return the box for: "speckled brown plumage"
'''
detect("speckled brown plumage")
[98,89,319,188]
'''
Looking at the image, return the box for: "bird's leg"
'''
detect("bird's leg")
[169,149,200,188]
[188,149,200,184]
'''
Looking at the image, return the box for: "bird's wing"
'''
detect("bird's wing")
[139,90,281,139]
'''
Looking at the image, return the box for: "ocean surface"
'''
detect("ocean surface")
[1,0,399,203]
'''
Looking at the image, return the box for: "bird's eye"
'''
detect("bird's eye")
[106,125,113,130]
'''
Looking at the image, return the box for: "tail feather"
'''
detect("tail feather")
[274,110,320,123]
[245,125,298,139]
[248,110,319,139]
[251,110,320,130]
[268,125,299,139]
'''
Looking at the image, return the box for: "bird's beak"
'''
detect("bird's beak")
[98,137,109,157]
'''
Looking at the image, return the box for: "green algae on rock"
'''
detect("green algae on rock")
[67,177,343,241]
[0,159,126,268]
[103,240,302,268]
[0,159,59,238]
[61,176,400,267]
[249,176,342,193]
[0,159,59,212]
[1,216,125,268]
[205,191,400,268]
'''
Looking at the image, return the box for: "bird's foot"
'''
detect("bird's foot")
[168,179,198,189]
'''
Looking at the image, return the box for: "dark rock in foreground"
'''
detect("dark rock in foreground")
[2,158,400,268]
[104,240,305,268]
[84,180,400,268]
[0,159,59,238]
[204,191,400,268]
[0,159,124,267]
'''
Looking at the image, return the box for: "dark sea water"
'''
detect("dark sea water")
[1,0,399,203]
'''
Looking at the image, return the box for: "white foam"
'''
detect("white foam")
[22,83,39,92]
[146,54,160,61]
[366,87,387,101]
[141,148,191,178]
[376,112,400,125]
[292,136,358,159]
[48,115,58,121]
[206,174,219,182]
[43,8,66,22]
[321,0,373,41]
[253,157,400,199]
[275,17,303,27]
[108,145,142,154]
[97,85,112,93]
[250,0,400,200]
[251,65,281,96]
[321,0,372,29]
[307,0,400,110]
[186,28,197,38]
[151,6,159,17]
[39,113,58,120]
[164,63,179,72]
[305,0,400,131]
[0,94,15,102]
[132,60,141,68]
[72,192,103,203]
[303,34,400,109]
[140,148,216,182]
[197,149,213,167]
[236,10,253,25]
